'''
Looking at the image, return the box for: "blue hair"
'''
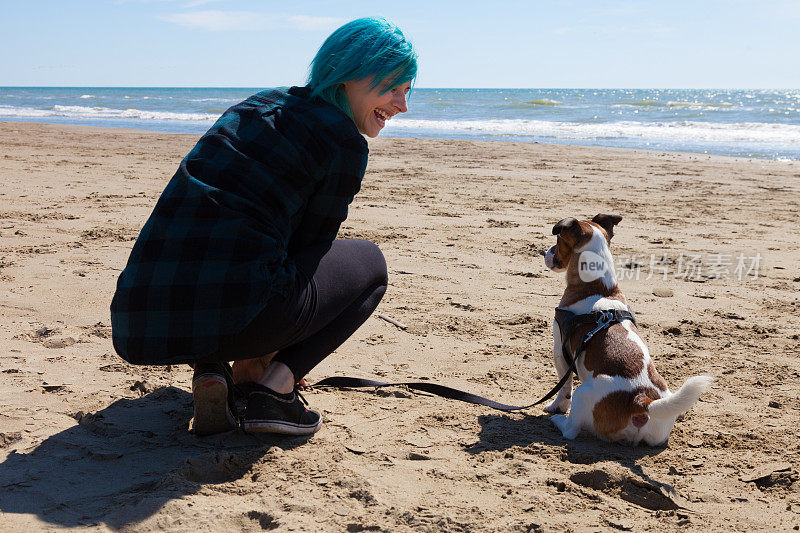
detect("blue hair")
[308,17,418,118]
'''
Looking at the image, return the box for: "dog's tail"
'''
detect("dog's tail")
[647,376,713,419]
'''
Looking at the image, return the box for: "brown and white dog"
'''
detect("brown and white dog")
[543,213,712,445]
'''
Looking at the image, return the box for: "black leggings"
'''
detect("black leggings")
[208,239,387,381]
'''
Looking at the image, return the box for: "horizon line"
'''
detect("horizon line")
[1,85,798,91]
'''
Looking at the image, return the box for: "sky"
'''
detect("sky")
[2,0,799,88]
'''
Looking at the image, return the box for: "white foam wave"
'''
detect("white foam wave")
[386,118,800,145]
[79,94,95,99]
[2,101,798,149]
[189,97,239,103]
[0,104,217,122]
[0,106,53,118]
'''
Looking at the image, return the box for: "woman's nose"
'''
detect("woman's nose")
[393,92,408,113]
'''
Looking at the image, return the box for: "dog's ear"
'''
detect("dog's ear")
[553,217,579,237]
[591,213,623,240]
[552,217,584,245]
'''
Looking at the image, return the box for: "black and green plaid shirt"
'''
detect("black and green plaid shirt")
[110,86,368,364]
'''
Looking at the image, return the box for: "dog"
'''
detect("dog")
[542,213,712,445]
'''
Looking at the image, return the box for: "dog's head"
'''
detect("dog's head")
[544,214,622,287]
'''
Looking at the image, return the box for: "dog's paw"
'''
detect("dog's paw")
[550,414,579,439]
[550,414,567,431]
[544,397,571,414]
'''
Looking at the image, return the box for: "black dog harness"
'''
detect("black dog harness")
[546,306,638,401]
[313,307,637,412]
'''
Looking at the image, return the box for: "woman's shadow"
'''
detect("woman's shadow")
[0,386,302,528]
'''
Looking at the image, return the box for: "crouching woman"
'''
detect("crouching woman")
[110,18,416,436]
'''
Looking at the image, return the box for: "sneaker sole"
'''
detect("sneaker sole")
[191,374,237,436]
[243,414,322,436]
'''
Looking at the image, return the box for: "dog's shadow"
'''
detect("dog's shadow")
[466,412,668,463]
[0,386,305,529]
[466,412,697,511]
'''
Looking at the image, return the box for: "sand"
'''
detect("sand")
[0,121,798,532]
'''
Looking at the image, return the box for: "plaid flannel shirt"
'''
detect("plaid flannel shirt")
[110,86,368,364]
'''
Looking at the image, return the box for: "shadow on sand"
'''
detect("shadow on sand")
[0,386,306,528]
[467,412,666,461]
[465,412,691,512]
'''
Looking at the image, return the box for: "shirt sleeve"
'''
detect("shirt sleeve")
[287,133,368,253]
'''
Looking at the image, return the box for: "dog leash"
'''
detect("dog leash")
[313,376,543,412]
[313,308,636,412]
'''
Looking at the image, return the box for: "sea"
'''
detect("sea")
[1,87,798,160]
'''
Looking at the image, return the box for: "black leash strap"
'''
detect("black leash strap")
[313,307,637,413]
[313,376,542,412]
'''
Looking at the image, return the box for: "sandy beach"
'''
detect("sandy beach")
[0,121,798,531]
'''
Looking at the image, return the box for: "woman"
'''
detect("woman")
[110,18,417,436]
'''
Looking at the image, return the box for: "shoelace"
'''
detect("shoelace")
[295,387,309,407]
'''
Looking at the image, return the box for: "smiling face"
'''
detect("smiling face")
[342,77,410,137]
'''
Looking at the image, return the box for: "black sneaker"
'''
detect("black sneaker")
[191,361,238,436]
[243,384,322,436]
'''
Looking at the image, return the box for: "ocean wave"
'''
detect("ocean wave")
[619,100,661,106]
[667,101,735,108]
[79,94,95,99]
[385,118,800,144]
[502,99,562,109]
[189,97,239,103]
[0,106,53,118]
[0,104,217,122]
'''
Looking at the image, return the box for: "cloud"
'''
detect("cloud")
[183,0,225,6]
[159,10,270,31]
[116,0,178,4]
[159,10,342,31]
